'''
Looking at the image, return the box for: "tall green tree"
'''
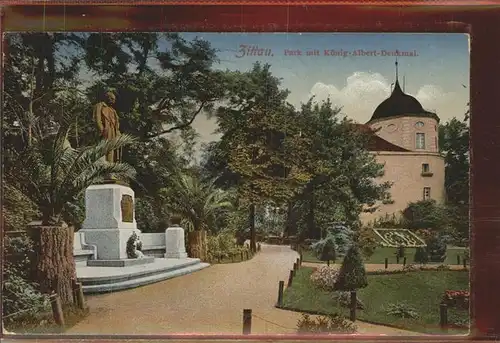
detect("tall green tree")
[439,117,469,245]
[213,63,310,251]
[288,98,392,240]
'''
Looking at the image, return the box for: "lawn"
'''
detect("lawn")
[301,246,467,265]
[282,267,469,334]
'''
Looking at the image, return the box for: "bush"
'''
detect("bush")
[356,226,378,259]
[319,239,336,265]
[395,245,405,259]
[385,302,419,319]
[207,232,242,261]
[413,247,429,264]
[310,266,339,291]
[332,292,365,310]
[296,313,357,334]
[3,235,50,324]
[426,235,447,263]
[334,243,368,292]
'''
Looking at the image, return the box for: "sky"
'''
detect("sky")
[164,33,470,157]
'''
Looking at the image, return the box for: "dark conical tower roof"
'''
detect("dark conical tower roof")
[368,80,439,123]
[367,60,439,123]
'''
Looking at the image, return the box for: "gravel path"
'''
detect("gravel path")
[66,244,421,336]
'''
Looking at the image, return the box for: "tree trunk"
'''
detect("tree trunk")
[350,290,357,322]
[249,203,257,253]
[28,223,76,305]
[307,191,319,239]
[187,230,207,260]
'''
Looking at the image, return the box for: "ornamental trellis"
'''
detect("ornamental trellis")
[373,228,426,247]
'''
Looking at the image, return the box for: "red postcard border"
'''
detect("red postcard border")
[2,2,499,342]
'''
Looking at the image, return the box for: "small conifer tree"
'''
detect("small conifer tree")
[319,238,336,266]
[413,246,429,264]
[334,243,368,321]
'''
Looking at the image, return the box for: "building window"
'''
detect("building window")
[415,121,424,128]
[423,187,431,200]
[416,133,425,149]
[422,163,433,176]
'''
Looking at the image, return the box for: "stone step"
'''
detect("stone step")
[80,261,210,294]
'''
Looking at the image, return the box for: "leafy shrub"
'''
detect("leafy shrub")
[413,247,429,264]
[319,239,336,265]
[356,226,378,259]
[395,245,405,259]
[297,313,357,334]
[385,302,419,319]
[334,243,368,292]
[311,225,354,259]
[426,235,447,263]
[207,232,243,261]
[332,291,365,310]
[3,235,50,324]
[310,266,339,291]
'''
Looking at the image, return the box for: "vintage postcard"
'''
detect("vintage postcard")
[2,31,469,336]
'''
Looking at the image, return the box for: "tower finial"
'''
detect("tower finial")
[395,57,399,82]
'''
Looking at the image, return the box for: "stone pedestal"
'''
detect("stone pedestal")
[164,226,187,259]
[80,184,140,260]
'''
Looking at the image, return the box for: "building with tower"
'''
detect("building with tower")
[359,61,446,224]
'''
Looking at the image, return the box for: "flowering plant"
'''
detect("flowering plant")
[443,290,469,310]
[310,265,339,291]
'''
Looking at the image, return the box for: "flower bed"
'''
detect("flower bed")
[442,290,469,311]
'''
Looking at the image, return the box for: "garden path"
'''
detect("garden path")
[66,244,421,336]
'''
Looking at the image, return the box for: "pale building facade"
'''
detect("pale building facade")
[359,71,446,224]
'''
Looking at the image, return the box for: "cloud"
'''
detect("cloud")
[304,72,460,124]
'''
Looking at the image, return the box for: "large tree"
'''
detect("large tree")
[211,63,310,251]
[287,98,392,240]
[439,117,470,245]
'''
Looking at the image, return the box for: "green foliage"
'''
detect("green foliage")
[413,247,429,264]
[334,243,368,291]
[319,239,337,263]
[355,226,378,259]
[296,314,357,334]
[206,232,243,261]
[403,200,449,231]
[384,302,419,319]
[161,173,233,233]
[332,291,365,310]
[370,213,406,228]
[395,245,405,259]
[2,183,40,231]
[7,123,137,225]
[426,235,447,263]
[3,235,50,324]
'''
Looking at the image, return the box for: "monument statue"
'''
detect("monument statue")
[93,90,122,163]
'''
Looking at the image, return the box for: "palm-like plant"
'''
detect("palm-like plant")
[10,126,137,225]
[7,123,137,303]
[161,173,233,259]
